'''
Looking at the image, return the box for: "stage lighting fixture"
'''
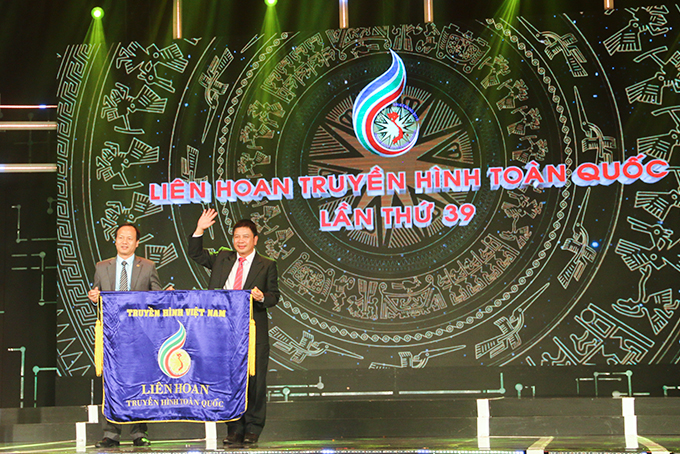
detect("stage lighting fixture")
[424,0,433,23]
[339,0,349,28]
[265,0,278,6]
[91,7,104,19]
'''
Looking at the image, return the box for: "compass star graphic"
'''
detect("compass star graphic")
[305,96,481,248]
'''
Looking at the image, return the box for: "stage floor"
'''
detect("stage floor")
[0,435,677,454]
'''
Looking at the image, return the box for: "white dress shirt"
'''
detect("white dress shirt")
[115,255,135,291]
[224,250,256,290]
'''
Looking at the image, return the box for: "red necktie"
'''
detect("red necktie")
[233,257,246,290]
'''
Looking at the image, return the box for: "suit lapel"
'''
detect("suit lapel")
[244,253,263,290]
[219,254,237,289]
[130,256,142,291]
[106,259,117,290]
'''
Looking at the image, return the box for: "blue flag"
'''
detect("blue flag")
[101,290,252,423]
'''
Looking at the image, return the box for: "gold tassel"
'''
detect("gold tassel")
[94,296,104,377]
[248,295,256,377]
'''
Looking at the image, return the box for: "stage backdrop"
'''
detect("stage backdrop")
[57,6,680,398]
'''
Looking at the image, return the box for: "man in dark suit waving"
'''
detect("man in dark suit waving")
[189,209,279,445]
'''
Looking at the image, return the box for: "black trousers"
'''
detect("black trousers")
[227,342,270,436]
[102,421,148,441]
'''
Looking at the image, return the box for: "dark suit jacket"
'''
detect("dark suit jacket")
[92,256,162,292]
[188,235,279,344]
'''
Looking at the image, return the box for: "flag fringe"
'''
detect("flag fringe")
[95,296,103,377]
[248,295,256,376]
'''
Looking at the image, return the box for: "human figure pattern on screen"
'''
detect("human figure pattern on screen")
[512,135,548,164]
[475,283,549,360]
[539,6,680,368]
[56,7,680,388]
[624,47,680,106]
[602,6,669,56]
[100,192,162,242]
[96,139,160,191]
[117,42,189,94]
[495,78,528,111]
[101,83,168,135]
[637,106,680,162]
[518,17,588,78]
[478,55,510,90]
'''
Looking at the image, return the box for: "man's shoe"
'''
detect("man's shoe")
[133,437,151,447]
[95,437,120,448]
[223,432,244,445]
[243,433,259,444]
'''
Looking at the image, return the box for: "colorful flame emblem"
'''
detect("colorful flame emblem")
[158,321,191,378]
[352,50,420,158]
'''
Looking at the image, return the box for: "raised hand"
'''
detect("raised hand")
[194,209,218,236]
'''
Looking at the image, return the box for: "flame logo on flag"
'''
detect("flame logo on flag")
[352,50,420,158]
[158,321,191,378]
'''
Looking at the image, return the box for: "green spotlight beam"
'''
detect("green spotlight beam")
[474,0,521,120]
[262,1,281,37]
[488,0,521,60]
[85,15,107,46]
[85,5,108,63]
[258,0,282,104]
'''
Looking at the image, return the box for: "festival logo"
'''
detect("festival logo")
[158,321,191,378]
[352,50,420,158]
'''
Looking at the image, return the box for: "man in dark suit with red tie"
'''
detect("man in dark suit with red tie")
[188,209,279,445]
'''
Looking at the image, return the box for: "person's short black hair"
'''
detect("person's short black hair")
[115,223,141,241]
[233,219,258,237]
